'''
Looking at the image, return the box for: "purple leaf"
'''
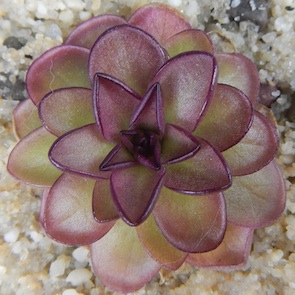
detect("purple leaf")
[90,220,161,293]
[194,83,253,151]
[27,45,90,104]
[65,14,127,49]
[128,3,192,45]
[49,124,113,179]
[222,110,279,176]
[150,52,217,131]
[39,87,95,137]
[89,25,167,95]
[43,173,114,245]
[164,137,231,194]
[224,160,286,228]
[93,73,140,142]
[153,187,226,253]
[110,165,165,226]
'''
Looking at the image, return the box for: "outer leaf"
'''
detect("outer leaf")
[49,124,112,179]
[13,98,42,139]
[65,14,127,49]
[93,178,119,222]
[161,124,200,165]
[27,45,90,104]
[194,84,253,151]
[153,187,226,253]
[222,111,279,176]
[110,165,165,226]
[224,160,286,228]
[90,220,161,293]
[43,173,114,245]
[163,29,213,57]
[130,83,165,135]
[89,25,167,96]
[216,53,260,103]
[39,87,95,137]
[93,73,140,142]
[187,222,254,269]
[164,137,231,194]
[7,127,61,187]
[137,214,187,270]
[128,3,192,45]
[150,52,217,131]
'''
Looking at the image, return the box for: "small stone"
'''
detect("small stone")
[50,259,66,278]
[62,289,83,295]
[66,268,92,286]
[4,227,20,243]
[3,36,26,49]
[72,247,89,263]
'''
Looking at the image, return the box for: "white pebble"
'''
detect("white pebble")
[66,268,92,286]
[231,0,241,8]
[168,0,182,7]
[50,259,66,278]
[62,289,82,295]
[72,247,89,263]
[4,227,20,243]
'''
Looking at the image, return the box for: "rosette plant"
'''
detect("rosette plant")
[8,3,285,293]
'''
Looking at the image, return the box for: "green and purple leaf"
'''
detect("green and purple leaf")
[154,187,226,253]
[27,45,90,104]
[91,220,161,293]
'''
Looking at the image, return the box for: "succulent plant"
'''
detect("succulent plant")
[7,3,286,293]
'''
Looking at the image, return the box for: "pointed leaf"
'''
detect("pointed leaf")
[187,222,254,269]
[128,3,192,45]
[110,165,165,226]
[39,87,95,137]
[194,84,253,151]
[216,53,260,103]
[164,137,231,194]
[90,220,161,293]
[43,173,114,245]
[27,45,90,104]
[137,214,187,270]
[93,178,119,222]
[163,29,213,57]
[153,187,226,253]
[89,25,167,95]
[7,127,62,186]
[13,98,42,139]
[222,111,279,176]
[49,124,113,179]
[99,144,136,171]
[150,52,217,131]
[130,83,165,135]
[161,124,200,164]
[224,160,286,228]
[93,73,140,142]
[65,14,127,49]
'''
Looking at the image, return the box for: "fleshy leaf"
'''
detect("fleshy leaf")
[93,73,140,142]
[90,220,161,293]
[43,173,114,245]
[27,45,90,104]
[224,160,286,228]
[49,124,112,179]
[150,52,217,131]
[99,144,136,171]
[128,3,192,45]
[93,178,119,222]
[13,98,42,139]
[222,110,279,176]
[65,14,127,49]
[7,127,62,186]
[110,165,165,226]
[194,84,253,151]
[161,124,200,164]
[89,25,167,96]
[216,53,260,103]
[163,29,213,57]
[137,214,187,270]
[187,222,253,269]
[153,187,226,253]
[39,87,95,137]
[164,137,231,194]
[130,83,165,135]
